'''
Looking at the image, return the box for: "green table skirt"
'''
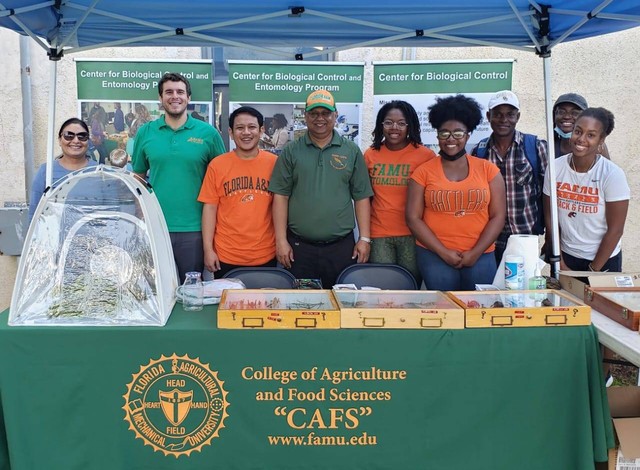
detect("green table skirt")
[0,307,613,470]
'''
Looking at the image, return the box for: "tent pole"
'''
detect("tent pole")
[45,59,57,188]
[542,55,560,277]
[20,35,35,203]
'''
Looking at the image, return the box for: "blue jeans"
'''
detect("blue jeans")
[416,246,497,291]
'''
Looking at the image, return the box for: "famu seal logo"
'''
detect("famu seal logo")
[330,154,348,170]
[123,354,229,457]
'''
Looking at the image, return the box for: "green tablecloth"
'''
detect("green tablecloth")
[0,307,613,470]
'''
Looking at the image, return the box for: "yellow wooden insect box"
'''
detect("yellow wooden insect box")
[217,289,340,329]
[447,290,591,328]
[334,290,465,329]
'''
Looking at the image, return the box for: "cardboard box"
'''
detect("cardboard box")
[559,271,640,299]
[606,386,640,469]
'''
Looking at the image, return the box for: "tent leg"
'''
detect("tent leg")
[542,55,560,278]
[45,60,58,188]
[20,36,35,203]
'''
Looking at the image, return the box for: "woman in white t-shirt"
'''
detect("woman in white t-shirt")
[543,107,629,272]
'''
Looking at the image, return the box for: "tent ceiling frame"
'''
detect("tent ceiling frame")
[46,3,546,60]
[0,0,50,49]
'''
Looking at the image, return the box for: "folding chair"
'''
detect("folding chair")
[222,267,297,289]
[335,263,418,290]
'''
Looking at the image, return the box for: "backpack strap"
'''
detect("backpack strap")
[521,133,545,235]
[522,133,540,179]
[474,137,489,159]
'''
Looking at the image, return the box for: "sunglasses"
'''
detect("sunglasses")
[61,131,90,142]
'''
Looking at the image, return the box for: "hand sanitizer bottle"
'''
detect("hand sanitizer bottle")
[528,267,546,290]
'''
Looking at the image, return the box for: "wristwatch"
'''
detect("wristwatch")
[359,236,372,243]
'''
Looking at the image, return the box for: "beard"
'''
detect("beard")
[165,108,186,119]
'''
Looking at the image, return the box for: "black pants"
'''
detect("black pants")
[170,231,204,284]
[562,250,622,272]
[286,231,355,288]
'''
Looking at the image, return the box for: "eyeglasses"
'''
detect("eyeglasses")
[61,131,89,142]
[436,130,467,140]
[382,120,408,130]
[306,110,334,120]
[555,109,581,119]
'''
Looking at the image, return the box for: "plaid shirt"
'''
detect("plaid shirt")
[471,130,548,251]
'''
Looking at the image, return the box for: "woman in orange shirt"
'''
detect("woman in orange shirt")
[364,101,436,285]
[406,95,506,291]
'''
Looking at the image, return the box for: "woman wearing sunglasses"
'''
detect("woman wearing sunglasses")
[406,95,506,290]
[28,118,98,221]
[364,100,436,286]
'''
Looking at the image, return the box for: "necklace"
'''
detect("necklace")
[566,154,599,206]
[569,154,598,173]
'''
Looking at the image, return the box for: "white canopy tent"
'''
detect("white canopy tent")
[2,0,640,273]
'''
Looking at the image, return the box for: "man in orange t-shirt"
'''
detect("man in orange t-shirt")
[198,106,277,277]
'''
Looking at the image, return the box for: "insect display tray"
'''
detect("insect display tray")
[447,290,591,328]
[217,289,340,329]
[334,290,464,329]
[584,287,640,330]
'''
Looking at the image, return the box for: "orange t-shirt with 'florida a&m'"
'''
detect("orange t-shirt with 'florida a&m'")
[198,150,277,265]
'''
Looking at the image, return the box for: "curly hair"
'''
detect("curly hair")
[427,94,483,133]
[371,100,422,150]
[578,107,615,136]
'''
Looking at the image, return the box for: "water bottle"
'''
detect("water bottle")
[182,271,203,311]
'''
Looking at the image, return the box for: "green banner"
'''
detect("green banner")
[76,60,213,101]
[374,61,512,95]
[229,62,364,102]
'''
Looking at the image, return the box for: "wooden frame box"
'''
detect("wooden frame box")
[334,290,464,329]
[447,290,591,328]
[584,287,640,331]
[217,289,340,329]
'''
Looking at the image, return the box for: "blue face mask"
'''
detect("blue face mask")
[555,126,572,139]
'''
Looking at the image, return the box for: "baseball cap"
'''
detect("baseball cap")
[553,93,588,111]
[488,90,520,110]
[305,89,336,112]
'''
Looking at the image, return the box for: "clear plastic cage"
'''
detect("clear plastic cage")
[10,166,177,326]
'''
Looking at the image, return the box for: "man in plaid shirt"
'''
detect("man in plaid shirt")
[471,90,548,264]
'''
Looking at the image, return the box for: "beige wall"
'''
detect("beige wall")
[1,27,639,308]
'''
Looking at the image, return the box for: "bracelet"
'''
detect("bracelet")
[588,263,597,272]
[359,236,372,244]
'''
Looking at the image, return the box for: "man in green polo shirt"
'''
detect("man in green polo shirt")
[132,72,225,283]
[269,89,373,288]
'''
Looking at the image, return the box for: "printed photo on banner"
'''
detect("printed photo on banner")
[373,60,513,153]
[228,61,365,149]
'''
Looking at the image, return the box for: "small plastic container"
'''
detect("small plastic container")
[182,272,203,311]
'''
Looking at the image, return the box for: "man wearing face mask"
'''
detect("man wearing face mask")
[553,93,610,159]
[471,90,549,263]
